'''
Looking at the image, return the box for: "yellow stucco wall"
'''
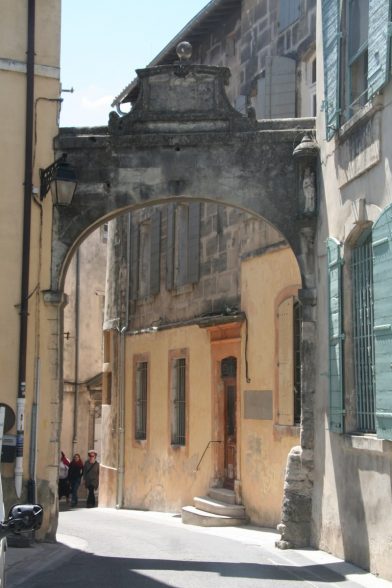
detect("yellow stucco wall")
[122,326,212,512]
[117,246,301,526]
[61,229,107,463]
[0,0,61,537]
[240,247,301,526]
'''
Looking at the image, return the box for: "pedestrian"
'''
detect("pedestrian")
[68,453,84,507]
[58,451,70,503]
[83,449,99,508]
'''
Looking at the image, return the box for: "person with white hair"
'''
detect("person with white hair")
[83,450,99,508]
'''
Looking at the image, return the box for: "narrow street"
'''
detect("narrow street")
[6,506,391,588]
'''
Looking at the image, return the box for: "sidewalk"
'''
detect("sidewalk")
[5,507,392,588]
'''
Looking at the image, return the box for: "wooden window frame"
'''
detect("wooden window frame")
[275,293,301,428]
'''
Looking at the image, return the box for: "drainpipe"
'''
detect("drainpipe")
[72,249,80,454]
[116,214,131,509]
[28,357,40,503]
[16,0,35,499]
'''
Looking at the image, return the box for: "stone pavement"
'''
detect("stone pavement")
[5,507,392,588]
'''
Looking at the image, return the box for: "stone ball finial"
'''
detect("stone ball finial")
[176,41,192,62]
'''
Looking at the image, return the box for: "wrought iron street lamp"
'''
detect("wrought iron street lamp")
[39,154,77,205]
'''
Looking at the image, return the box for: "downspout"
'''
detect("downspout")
[16,0,35,499]
[116,214,131,509]
[28,358,40,503]
[72,249,80,454]
[28,192,43,504]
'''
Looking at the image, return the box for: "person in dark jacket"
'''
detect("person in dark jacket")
[83,450,99,508]
[68,453,84,507]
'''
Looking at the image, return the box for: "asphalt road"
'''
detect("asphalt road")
[6,506,392,588]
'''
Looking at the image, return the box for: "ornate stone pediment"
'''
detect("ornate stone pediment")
[109,63,255,135]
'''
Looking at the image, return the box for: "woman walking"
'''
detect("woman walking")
[68,453,84,507]
[83,449,99,508]
[58,451,70,503]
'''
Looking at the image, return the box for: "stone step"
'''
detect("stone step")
[181,505,248,527]
[208,487,236,504]
[194,495,247,518]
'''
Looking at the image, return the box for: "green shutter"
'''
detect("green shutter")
[327,237,344,432]
[368,0,391,99]
[322,0,341,140]
[372,204,392,440]
[149,209,161,296]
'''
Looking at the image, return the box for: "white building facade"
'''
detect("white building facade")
[315,0,392,579]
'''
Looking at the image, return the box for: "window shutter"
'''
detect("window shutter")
[177,205,189,287]
[150,209,161,296]
[322,0,340,140]
[278,0,300,31]
[278,297,294,426]
[372,205,392,441]
[256,56,296,119]
[368,0,391,99]
[327,237,344,432]
[166,204,175,290]
[188,202,200,284]
[129,217,139,301]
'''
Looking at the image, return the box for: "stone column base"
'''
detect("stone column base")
[276,445,313,549]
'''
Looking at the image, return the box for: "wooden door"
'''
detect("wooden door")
[223,377,236,489]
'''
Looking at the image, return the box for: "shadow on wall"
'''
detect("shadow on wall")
[329,434,370,571]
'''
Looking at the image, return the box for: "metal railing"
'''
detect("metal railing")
[195,440,222,472]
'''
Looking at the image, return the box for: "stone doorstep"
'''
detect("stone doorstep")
[181,505,248,527]
[181,486,249,527]
[194,496,247,518]
[208,487,236,504]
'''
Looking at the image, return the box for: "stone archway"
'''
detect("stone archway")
[47,56,317,545]
[53,61,316,290]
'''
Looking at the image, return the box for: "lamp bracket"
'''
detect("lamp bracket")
[39,154,67,200]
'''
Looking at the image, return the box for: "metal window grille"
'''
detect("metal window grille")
[135,362,148,440]
[352,236,376,432]
[293,300,302,425]
[171,358,186,446]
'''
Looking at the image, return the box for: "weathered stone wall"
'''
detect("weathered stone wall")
[104,203,285,331]
[187,0,316,110]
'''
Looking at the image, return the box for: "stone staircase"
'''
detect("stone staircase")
[181,487,249,527]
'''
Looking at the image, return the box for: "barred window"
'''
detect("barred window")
[171,357,186,446]
[135,361,148,440]
[352,233,375,432]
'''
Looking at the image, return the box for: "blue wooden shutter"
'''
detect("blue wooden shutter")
[150,209,161,296]
[368,0,391,99]
[322,0,340,140]
[372,204,392,440]
[327,237,344,432]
